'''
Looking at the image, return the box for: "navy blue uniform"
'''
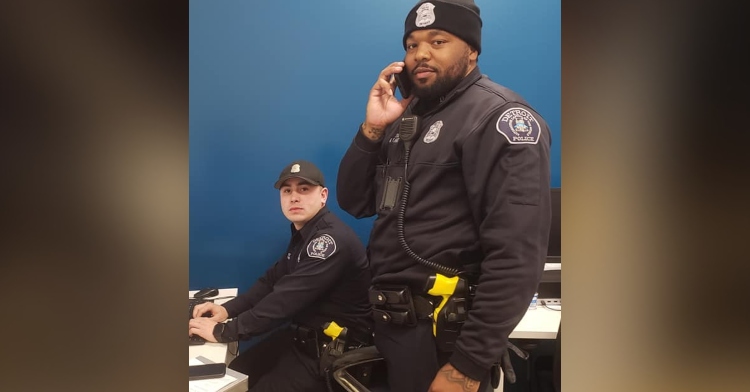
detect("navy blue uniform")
[217,207,372,391]
[337,67,552,390]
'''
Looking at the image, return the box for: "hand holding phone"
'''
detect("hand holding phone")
[393,68,413,99]
[363,62,415,141]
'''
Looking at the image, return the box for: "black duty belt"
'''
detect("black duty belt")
[369,285,437,327]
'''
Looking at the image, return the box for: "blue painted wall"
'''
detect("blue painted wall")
[189,0,561,290]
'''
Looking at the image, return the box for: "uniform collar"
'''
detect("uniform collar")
[290,206,330,239]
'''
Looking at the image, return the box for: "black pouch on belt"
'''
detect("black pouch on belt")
[292,324,321,358]
[369,285,419,326]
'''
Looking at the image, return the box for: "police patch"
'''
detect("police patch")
[306,234,337,260]
[496,108,541,144]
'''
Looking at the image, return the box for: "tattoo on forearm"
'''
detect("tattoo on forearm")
[439,368,480,391]
[367,127,383,139]
[362,123,384,140]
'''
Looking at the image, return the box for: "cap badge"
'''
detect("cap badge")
[415,2,436,27]
[291,164,301,173]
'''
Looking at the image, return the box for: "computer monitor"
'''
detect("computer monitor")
[538,187,561,299]
[547,187,561,260]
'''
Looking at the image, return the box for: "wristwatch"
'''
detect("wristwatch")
[212,322,227,342]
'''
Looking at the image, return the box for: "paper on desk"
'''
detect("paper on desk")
[189,357,237,392]
[189,357,204,366]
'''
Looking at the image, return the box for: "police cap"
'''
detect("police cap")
[273,160,325,189]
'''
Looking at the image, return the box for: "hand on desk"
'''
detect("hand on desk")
[189,317,219,343]
[193,302,229,322]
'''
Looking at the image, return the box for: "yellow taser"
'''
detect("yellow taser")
[425,274,459,336]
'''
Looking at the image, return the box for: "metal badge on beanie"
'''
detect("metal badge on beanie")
[415,2,436,27]
[403,0,483,54]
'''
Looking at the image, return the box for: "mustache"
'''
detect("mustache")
[413,63,437,74]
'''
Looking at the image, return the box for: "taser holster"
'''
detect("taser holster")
[318,321,376,387]
[318,321,347,373]
[424,274,471,352]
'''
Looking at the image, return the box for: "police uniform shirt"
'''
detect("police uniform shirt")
[216,207,371,341]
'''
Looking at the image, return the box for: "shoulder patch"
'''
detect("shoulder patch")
[496,107,541,145]
[306,234,337,260]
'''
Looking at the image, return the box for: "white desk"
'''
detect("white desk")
[497,265,561,391]
[189,288,247,392]
[495,306,561,392]
[509,305,561,339]
[509,262,562,339]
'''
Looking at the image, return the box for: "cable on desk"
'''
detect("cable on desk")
[209,296,236,301]
[227,340,238,357]
[540,300,562,311]
[189,295,236,301]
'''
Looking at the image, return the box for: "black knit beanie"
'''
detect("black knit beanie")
[403,0,482,54]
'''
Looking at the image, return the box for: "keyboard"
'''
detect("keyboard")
[188,298,212,345]
[189,298,207,319]
[189,334,206,346]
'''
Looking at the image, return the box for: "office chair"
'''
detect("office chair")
[329,344,527,392]
[329,345,388,392]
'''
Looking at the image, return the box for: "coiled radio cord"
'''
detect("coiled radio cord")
[397,115,459,277]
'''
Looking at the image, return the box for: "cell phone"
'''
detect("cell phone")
[189,363,227,381]
[394,69,413,99]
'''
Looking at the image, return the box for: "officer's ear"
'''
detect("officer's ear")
[320,186,328,206]
[469,46,478,61]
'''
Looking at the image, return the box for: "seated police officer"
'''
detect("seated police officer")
[189,160,373,391]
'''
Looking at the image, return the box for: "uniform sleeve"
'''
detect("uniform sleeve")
[336,127,382,218]
[221,232,353,340]
[221,256,288,318]
[449,105,552,380]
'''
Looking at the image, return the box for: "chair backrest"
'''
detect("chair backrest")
[330,345,388,392]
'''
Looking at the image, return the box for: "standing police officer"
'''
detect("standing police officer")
[336,1,552,391]
[190,160,372,391]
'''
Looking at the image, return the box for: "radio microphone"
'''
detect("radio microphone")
[398,115,420,154]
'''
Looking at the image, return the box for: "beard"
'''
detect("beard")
[412,52,470,101]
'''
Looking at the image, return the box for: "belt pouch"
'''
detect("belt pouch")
[293,325,321,358]
[369,285,418,326]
